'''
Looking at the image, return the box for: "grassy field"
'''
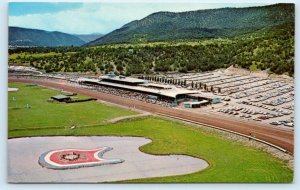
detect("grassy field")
[8,83,136,130]
[91,38,235,49]
[8,82,293,183]
[9,52,61,60]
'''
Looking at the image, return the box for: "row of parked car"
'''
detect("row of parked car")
[237,101,292,116]
[221,78,266,95]
[263,95,294,106]
[251,86,293,103]
[221,97,231,101]
[207,76,249,87]
[270,118,294,127]
[218,108,239,115]
[218,107,266,121]
[283,104,294,110]
[230,81,284,99]
[218,105,292,122]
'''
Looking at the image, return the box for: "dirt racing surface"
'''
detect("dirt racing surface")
[9,78,294,154]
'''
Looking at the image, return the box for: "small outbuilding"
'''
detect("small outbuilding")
[199,100,210,106]
[187,93,221,104]
[183,102,201,108]
[51,94,71,102]
[183,100,210,108]
[211,97,221,104]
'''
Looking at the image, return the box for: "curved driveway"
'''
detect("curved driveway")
[8,136,208,183]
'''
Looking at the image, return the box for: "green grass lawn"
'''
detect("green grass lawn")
[8,82,136,130]
[8,82,293,183]
[9,52,61,60]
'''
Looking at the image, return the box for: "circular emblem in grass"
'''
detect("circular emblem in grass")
[38,147,124,170]
[60,152,80,161]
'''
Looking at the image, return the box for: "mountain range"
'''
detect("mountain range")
[87,3,294,45]
[9,27,86,47]
[9,3,294,47]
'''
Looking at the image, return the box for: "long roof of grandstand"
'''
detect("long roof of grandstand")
[139,83,172,89]
[99,76,146,83]
[188,93,221,99]
[78,78,197,98]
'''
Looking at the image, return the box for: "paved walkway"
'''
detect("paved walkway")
[8,136,208,183]
[107,113,152,124]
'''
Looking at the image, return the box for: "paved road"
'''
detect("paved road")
[9,78,294,154]
[8,136,208,183]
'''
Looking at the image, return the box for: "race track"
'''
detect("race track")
[9,78,294,154]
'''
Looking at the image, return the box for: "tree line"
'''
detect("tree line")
[9,23,294,76]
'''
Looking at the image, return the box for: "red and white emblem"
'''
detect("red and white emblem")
[38,147,124,169]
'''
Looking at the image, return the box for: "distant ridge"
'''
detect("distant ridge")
[75,33,103,43]
[9,27,86,47]
[87,3,294,45]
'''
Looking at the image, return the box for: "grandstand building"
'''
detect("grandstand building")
[78,75,198,104]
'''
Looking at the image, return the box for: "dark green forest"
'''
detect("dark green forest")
[88,3,294,45]
[9,23,294,76]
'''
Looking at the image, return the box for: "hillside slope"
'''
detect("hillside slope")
[88,3,294,45]
[9,27,85,47]
[9,22,294,76]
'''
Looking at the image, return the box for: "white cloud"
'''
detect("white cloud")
[9,3,268,34]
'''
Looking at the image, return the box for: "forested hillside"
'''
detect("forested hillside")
[9,22,294,76]
[9,27,85,47]
[88,3,294,45]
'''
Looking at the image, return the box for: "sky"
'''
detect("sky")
[9,2,270,35]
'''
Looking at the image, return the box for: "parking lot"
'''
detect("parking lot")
[149,70,294,129]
